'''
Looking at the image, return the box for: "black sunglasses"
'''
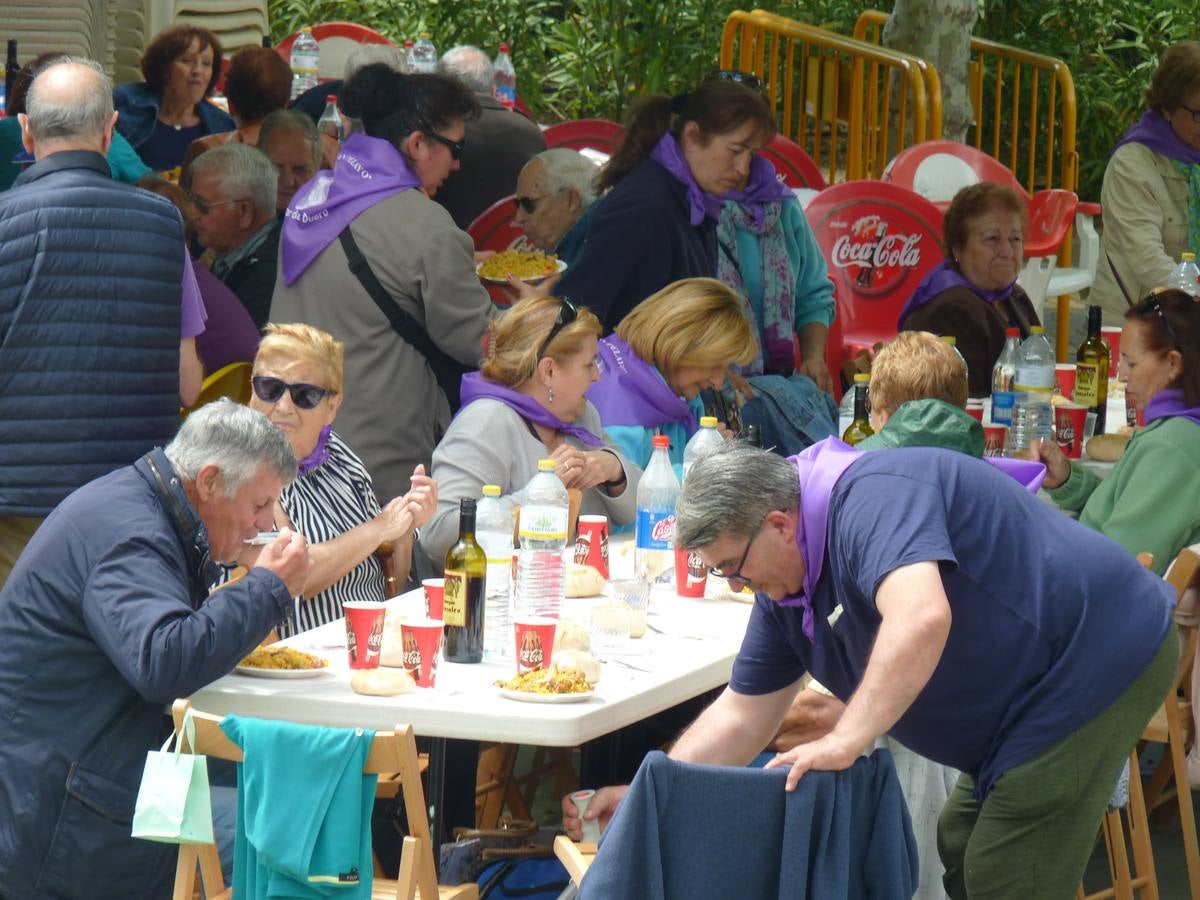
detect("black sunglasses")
[515,195,542,214]
[705,69,763,91]
[251,375,331,410]
[424,129,465,161]
[536,297,579,360]
[1136,292,1182,348]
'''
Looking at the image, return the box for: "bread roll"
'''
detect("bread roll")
[351,667,416,696]
[1085,433,1129,462]
[565,563,605,597]
[380,608,407,668]
[552,649,601,686]
[553,621,591,653]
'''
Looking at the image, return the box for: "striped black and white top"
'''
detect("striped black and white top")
[280,430,386,635]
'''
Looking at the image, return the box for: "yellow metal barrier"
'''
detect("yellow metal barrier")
[854,10,1078,194]
[720,10,941,183]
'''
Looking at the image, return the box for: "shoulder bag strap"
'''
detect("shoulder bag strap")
[1105,249,1136,308]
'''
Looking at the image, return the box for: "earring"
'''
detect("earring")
[547,386,555,404]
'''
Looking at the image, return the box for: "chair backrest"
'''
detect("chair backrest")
[275,22,396,81]
[542,119,624,155]
[883,139,1026,207]
[170,699,441,900]
[181,361,252,420]
[803,180,945,365]
[1024,188,1078,258]
[1165,547,1200,697]
[760,134,826,190]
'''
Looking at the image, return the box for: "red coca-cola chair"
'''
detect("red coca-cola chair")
[466,194,539,306]
[804,181,945,376]
[276,22,396,82]
[543,119,624,156]
[760,134,826,190]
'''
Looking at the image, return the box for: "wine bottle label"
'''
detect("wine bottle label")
[443,571,466,626]
[518,504,568,541]
[1074,362,1101,407]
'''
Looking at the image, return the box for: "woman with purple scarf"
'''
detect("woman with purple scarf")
[1033,288,1200,573]
[423,296,640,565]
[898,182,1041,396]
[553,75,776,331]
[1091,42,1200,323]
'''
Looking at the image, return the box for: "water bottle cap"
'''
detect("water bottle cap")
[482,484,501,497]
[652,435,670,449]
[537,458,556,471]
[404,39,414,47]
[853,372,870,383]
[699,416,718,428]
[499,42,510,52]
[1183,252,1196,261]
[419,32,432,39]
[1029,326,1046,334]
[1005,327,1020,337]
[939,335,957,345]
[300,26,312,32]
[325,95,337,103]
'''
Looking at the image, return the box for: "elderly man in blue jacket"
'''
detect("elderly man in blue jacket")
[0,400,310,899]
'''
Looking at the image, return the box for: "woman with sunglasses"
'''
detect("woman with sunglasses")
[553,75,776,331]
[271,63,494,508]
[1032,288,1200,574]
[1091,42,1200,322]
[241,323,437,632]
[423,296,639,564]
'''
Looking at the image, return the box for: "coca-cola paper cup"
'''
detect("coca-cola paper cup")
[982,424,1008,458]
[343,601,386,669]
[964,399,985,422]
[1100,327,1122,379]
[674,547,708,597]
[513,616,556,674]
[422,578,444,619]
[1054,403,1088,459]
[400,618,443,688]
[573,515,610,579]
[1054,364,1076,400]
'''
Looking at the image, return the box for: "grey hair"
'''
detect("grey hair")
[437,45,494,94]
[165,399,297,495]
[257,109,322,171]
[187,143,278,217]
[532,148,599,207]
[676,443,799,549]
[343,44,407,80]
[25,58,112,143]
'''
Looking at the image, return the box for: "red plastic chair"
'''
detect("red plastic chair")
[466,194,539,306]
[804,181,945,374]
[543,119,624,156]
[275,23,396,81]
[883,139,1017,210]
[760,134,826,190]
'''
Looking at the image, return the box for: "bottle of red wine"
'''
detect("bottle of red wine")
[4,40,19,115]
[443,498,486,663]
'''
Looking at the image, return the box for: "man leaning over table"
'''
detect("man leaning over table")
[0,400,310,899]
[565,441,1175,900]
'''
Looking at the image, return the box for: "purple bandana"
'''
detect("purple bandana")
[985,456,1046,493]
[588,335,698,434]
[897,260,1016,329]
[1144,387,1200,427]
[719,153,793,230]
[297,425,332,476]
[777,437,863,640]
[649,133,727,225]
[458,372,603,447]
[1115,110,1200,166]
[280,133,422,285]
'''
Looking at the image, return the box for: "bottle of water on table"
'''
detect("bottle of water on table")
[477,485,515,660]
[289,27,320,99]
[682,416,724,480]
[514,460,568,620]
[1011,325,1055,451]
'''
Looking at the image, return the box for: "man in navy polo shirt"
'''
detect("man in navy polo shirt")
[566,440,1175,899]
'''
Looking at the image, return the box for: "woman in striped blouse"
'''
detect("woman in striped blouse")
[243,323,437,632]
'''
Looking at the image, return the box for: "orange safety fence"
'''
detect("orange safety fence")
[720,10,941,184]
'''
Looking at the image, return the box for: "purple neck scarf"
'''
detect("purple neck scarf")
[649,133,727,225]
[897,260,1017,328]
[459,372,603,447]
[1144,387,1200,426]
[297,425,332,476]
[1115,110,1200,166]
[777,437,863,640]
[720,154,793,230]
[587,335,698,434]
[280,133,422,285]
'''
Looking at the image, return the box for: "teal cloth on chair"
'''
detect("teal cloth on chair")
[221,716,377,897]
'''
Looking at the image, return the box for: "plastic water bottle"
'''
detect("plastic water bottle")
[402,40,415,73]
[514,460,568,620]
[1013,325,1055,447]
[1168,251,1200,297]
[990,327,1021,425]
[317,95,343,142]
[635,435,680,586]
[411,33,437,73]
[493,43,517,108]
[939,335,969,384]
[289,27,320,100]
[682,416,724,480]
[477,485,515,661]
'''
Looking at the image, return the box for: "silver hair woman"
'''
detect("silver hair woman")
[676,442,798,550]
[165,398,297,493]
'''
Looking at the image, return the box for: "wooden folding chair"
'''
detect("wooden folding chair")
[552,835,595,889]
[1077,749,1158,900]
[169,699,477,900]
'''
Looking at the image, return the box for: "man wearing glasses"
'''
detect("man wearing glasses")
[184,143,281,328]
[567,440,1175,900]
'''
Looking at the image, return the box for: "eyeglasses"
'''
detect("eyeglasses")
[1136,291,1182,348]
[424,129,466,161]
[251,375,331,410]
[536,297,579,360]
[187,192,246,215]
[1179,103,1200,125]
[707,519,764,588]
[704,69,763,91]
[515,195,544,214]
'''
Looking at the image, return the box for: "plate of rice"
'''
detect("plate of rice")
[476,251,566,285]
[236,645,329,679]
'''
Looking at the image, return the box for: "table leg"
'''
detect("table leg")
[427,736,446,876]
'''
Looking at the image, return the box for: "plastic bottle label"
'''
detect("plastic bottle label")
[991,391,1015,425]
[443,571,466,626]
[1013,365,1054,392]
[635,510,676,550]
[518,504,567,541]
[494,84,516,107]
[1074,362,1101,407]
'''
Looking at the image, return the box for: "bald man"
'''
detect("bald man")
[0,57,205,586]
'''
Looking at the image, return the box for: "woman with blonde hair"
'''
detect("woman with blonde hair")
[241,323,436,632]
[424,296,640,564]
[588,277,757,469]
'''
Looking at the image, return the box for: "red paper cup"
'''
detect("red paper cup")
[573,515,610,579]
[513,616,556,674]
[982,424,1008,458]
[964,400,985,422]
[400,618,443,688]
[1054,403,1088,458]
[674,547,708,597]
[343,601,386,669]
[1054,364,1076,400]
[1100,327,1122,380]
[422,578,444,620]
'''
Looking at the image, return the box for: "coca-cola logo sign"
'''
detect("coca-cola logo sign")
[826,214,927,297]
[650,515,676,543]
